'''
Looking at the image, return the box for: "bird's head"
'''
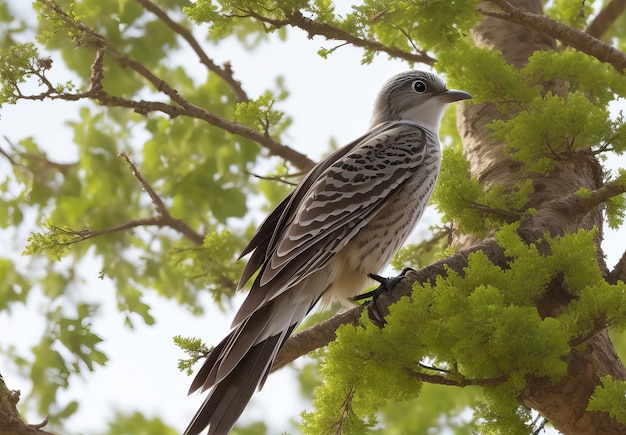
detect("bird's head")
[370,70,472,131]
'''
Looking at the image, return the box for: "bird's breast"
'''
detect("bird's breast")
[324,152,440,305]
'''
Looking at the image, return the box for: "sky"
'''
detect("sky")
[1,2,625,435]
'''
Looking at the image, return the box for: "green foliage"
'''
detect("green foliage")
[173,335,210,376]
[523,49,626,105]
[587,376,626,424]
[171,231,246,304]
[346,0,481,58]
[234,90,291,138]
[432,145,484,234]
[439,41,540,110]
[301,309,424,434]
[101,411,178,435]
[29,303,107,424]
[432,146,533,236]
[474,383,533,435]
[188,0,480,64]
[185,0,290,46]
[0,42,41,104]
[546,0,592,29]
[306,225,626,433]
[23,223,82,260]
[491,91,612,173]
[441,43,626,175]
[0,258,31,311]
[606,169,626,229]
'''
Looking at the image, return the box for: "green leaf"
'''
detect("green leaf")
[587,376,626,424]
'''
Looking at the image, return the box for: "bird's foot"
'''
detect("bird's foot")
[353,267,416,325]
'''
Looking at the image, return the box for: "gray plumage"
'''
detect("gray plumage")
[184,70,471,435]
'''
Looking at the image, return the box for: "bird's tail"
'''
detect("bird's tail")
[184,274,326,435]
[184,324,296,435]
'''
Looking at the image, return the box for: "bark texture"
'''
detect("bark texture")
[455,0,626,433]
[0,375,55,435]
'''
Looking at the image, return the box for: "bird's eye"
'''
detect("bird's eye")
[412,80,427,94]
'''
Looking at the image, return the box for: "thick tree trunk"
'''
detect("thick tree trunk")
[456,1,626,433]
[0,374,55,435]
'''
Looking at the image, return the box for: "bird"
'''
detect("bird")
[184,70,472,435]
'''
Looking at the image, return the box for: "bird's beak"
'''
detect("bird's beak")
[439,89,473,103]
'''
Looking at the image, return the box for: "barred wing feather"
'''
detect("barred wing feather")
[233,120,427,326]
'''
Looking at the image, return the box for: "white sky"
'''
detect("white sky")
[0,3,625,435]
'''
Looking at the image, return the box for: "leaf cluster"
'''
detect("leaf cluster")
[25,303,107,424]
[304,225,626,433]
[587,376,626,424]
[440,44,626,173]
[345,0,480,60]
[432,145,533,236]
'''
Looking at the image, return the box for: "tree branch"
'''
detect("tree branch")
[271,304,365,372]
[560,178,626,217]
[272,238,507,371]
[118,153,205,245]
[239,7,434,65]
[404,368,508,387]
[0,374,56,435]
[36,0,316,171]
[607,249,626,285]
[483,0,626,73]
[1,136,75,174]
[585,0,626,40]
[51,153,206,246]
[469,202,521,222]
[54,218,167,244]
[285,10,434,65]
[245,170,300,186]
[135,0,249,103]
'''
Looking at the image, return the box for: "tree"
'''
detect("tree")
[1,0,626,434]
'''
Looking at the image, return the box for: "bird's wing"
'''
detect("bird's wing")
[235,123,392,288]
[233,120,430,325]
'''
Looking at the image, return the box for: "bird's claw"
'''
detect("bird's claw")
[353,267,416,302]
[353,267,416,325]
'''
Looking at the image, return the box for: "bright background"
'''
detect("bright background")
[0,2,624,434]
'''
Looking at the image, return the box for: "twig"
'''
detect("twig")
[117,153,205,245]
[240,8,434,65]
[118,152,168,217]
[0,138,22,168]
[245,170,300,186]
[55,218,167,244]
[531,414,548,435]
[585,0,626,40]
[568,321,608,347]
[15,151,206,246]
[469,202,521,222]
[332,385,355,435]
[607,249,626,284]
[135,0,249,102]
[404,367,508,387]
[1,136,74,173]
[483,0,626,73]
[418,362,451,373]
